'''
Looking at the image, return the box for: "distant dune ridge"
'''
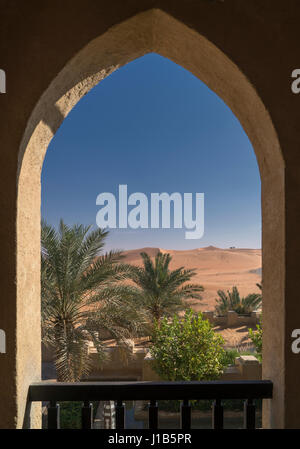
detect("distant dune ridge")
[122,246,262,312]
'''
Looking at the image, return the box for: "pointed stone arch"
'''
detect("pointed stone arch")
[13,9,284,428]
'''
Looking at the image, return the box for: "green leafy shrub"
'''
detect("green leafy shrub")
[248,324,262,361]
[57,401,98,429]
[59,402,82,429]
[221,349,240,366]
[150,309,226,381]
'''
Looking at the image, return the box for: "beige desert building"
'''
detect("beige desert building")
[0,0,299,429]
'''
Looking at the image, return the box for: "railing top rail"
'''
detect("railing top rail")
[29,380,273,402]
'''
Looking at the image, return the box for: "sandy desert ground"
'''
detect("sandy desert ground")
[123,246,262,348]
[42,246,262,379]
[123,246,262,312]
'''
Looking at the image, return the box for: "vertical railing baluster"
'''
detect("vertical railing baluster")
[116,399,125,429]
[212,399,224,429]
[244,398,256,429]
[148,399,158,429]
[35,381,270,431]
[47,401,60,429]
[81,401,93,429]
[180,399,191,429]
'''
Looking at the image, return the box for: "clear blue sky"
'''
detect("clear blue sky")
[42,53,261,251]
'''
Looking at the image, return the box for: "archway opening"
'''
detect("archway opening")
[41,52,263,427]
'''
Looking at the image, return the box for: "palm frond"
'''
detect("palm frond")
[126,251,204,323]
[41,220,145,381]
[215,286,262,316]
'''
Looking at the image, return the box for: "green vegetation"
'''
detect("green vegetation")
[59,402,84,429]
[126,252,204,325]
[249,323,262,361]
[221,348,240,366]
[222,348,261,366]
[150,309,225,381]
[215,286,262,316]
[156,398,261,413]
[54,402,98,429]
[41,219,262,393]
[41,220,145,381]
[248,280,262,359]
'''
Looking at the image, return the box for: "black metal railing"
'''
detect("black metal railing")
[29,380,273,429]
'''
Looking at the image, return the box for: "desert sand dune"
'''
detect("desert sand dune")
[122,246,262,312]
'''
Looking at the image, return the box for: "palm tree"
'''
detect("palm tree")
[215,286,262,316]
[126,251,204,325]
[41,220,144,381]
